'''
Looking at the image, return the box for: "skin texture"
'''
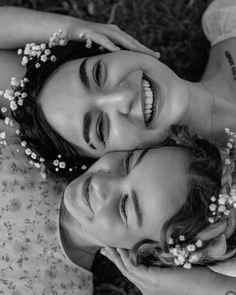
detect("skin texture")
[61,146,189,250]
[40,50,189,158]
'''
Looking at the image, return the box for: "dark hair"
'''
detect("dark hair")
[130,125,236,267]
[12,41,109,179]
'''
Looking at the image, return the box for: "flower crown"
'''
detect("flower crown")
[0,30,93,179]
[167,128,236,269]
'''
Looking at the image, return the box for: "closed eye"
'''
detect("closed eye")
[96,113,105,145]
[120,194,128,223]
[123,151,134,174]
[93,60,102,87]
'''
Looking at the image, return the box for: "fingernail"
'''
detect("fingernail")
[100,249,106,255]
[155,52,160,58]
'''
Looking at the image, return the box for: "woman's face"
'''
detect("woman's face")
[40,51,189,158]
[63,147,189,249]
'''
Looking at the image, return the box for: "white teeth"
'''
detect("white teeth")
[142,78,155,125]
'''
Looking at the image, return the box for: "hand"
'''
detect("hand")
[66,18,160,59]
[100,247,216,295]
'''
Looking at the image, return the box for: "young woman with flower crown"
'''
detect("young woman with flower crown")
[0,6,157,294]
[1,1,236,295]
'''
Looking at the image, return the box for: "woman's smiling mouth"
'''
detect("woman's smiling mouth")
[142,75,160,127]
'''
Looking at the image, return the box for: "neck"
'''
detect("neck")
[180,79,236,147]
[59,199,100,270]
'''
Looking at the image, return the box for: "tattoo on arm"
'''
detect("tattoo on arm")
[225,50,236,80]
[226,292,236,295]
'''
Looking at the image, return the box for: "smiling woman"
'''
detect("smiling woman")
[59,125,236,273]
[11,0,236,180]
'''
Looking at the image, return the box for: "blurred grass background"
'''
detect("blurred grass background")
[0,0,212,294]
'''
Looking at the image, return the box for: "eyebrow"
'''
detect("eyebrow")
[132,192,143,228]
[131,149,149,228]
[79,58,90,90]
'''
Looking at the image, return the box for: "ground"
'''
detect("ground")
[0,0,212,294]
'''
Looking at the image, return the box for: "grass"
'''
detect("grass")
[0,0,212,294]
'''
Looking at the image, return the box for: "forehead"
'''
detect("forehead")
[132,147,189,238]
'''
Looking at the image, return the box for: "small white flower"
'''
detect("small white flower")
[195,239,203,248]
[15,129,20,135]
[40,43,47,50]
[187,244,196,252]
[39,157,45,163]
[21,92,27,98]
[31,152,37,160]
[45,49,51,55]
[4,117,10,125]
[81,165,87,170]
[40,54,48,62]
[25,148,32,155]
[35,63,41,68]
[218,205,226,212]
[35,162,41,168]
[22,56,29,66]
[4,89,14,100]
[17,98,23,106]
[208,217,215,223]
[50,55,56,62]
[1,107,7,113]
[11,77,20,87]
[183,262,191,269]
[225,158,231,165]
[32,50,39,57]
[168,237,174,245]
[21,141,27,147]
[170,247,178,256]
[53,160,59,166]
[210,196,216,202]
[179,235,185,241]
[0,131,6,139]
[177,254,185,265]
[10,101,17,111]
[59,161,66,169]
[17,48,23,55]
[209,204,217,211]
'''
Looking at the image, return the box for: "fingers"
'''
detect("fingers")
[104,28,160,59]
[84,31,121,51]
[111,29,160,59]
[76,26,160,59]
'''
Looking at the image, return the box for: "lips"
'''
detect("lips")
[141,74,161,127]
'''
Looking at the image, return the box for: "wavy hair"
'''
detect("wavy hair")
[130,125,236,267]
[12,40,109,179]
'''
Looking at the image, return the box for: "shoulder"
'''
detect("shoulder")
[202,0,236,46]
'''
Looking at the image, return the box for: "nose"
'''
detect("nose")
[90,172,123,214]
[97,82,136,115]
[91,173,115,201]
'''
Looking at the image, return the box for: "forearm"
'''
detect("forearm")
[0,6,76,49]
[172,267,236,295]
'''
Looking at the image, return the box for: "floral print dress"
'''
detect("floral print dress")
[0,119,93,295]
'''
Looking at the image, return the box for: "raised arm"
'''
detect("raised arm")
[0,6,159,58]
[101,247,236,295]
